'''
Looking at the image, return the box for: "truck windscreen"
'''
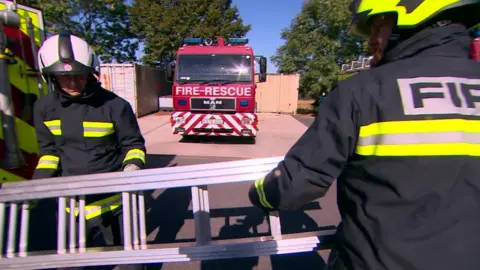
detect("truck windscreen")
[176,54,253,83]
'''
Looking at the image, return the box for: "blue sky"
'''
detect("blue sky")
[232,0,304,73]
[135,0,304,73]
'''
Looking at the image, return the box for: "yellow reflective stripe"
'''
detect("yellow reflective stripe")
[0,116,39,154]
[356,119,480,156]
[65,194,122,220]
[123,149,146,164]
[17,118,39,154]
[0,2,44,46]
[359,119,480,137]
[254,177,274,209]
[36,155,59,169]
[0,169,26,183]
[356,143,480,156]
[83,121,114,137]
[44,120,62,135]
[0,2,47,98]
[7,56,47,98]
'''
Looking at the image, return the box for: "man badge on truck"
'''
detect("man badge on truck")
[204,98,223,110]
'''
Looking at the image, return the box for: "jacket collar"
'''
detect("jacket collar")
[378,24,471,66]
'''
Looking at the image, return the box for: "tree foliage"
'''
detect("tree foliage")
[18,0,138,63]
[130,0,251,67]
[271,0,367,99]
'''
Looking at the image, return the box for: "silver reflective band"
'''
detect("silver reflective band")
[83,127,111,132]
[36,155,59,170]
[83,122,114,137]
[358,131,480,146]
[38,159,57,165]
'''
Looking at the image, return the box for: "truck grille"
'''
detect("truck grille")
[190,98,236,111]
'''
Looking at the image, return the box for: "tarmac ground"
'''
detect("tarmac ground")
[133,113,338,270]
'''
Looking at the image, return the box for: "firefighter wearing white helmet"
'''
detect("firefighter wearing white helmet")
[32,32,146,269]
[248,1,480,270]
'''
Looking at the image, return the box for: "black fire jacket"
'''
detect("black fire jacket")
[250,24,480,270]
[32,82,146,204]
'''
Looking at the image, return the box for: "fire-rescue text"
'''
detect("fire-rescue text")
[175,86,252,97]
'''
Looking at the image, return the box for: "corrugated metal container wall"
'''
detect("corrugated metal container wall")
[99,63,138,115]
[255,74,300,114]
[134,65,165,116]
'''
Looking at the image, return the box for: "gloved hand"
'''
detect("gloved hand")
[123,164,140,171]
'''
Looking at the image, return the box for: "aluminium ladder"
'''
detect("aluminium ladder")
[0,156,336,269]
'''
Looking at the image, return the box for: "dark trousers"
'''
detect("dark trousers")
[28,198,144,270]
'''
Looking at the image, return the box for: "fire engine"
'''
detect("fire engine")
[0,0,45,183]
[165,37,267,142]
[470,29,480,62]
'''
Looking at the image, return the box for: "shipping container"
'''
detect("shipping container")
[255,74,300,114]
[99,63,172,117]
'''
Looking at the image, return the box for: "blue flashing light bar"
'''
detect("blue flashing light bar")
[227,38,248,45]
[473,30,480,38]
[183,38,203,45]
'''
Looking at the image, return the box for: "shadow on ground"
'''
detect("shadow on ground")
[179,135,256,145]
[199,202,331,270]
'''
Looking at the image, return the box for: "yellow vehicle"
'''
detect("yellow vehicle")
[0,0,46,183]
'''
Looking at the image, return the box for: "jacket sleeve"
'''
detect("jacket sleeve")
[112,99,147,169]
[32,100,61,179]
[249,85,360,211]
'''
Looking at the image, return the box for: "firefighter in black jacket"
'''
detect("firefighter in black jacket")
[249,1,480,269]
[32,32,146,269]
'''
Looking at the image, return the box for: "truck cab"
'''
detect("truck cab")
[166,37,267,139]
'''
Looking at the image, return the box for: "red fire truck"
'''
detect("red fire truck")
[470,29,480,62]
[0,1,45,183]
[165,37,267,142]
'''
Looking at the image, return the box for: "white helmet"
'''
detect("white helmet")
[38,32,100,81]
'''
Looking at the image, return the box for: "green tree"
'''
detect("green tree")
[18,0,139,63]
[130,0,251,67]
[271,0,367,99]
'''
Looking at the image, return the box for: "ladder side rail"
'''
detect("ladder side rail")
[0,229,336,269]
[0,156,336,269]
[0,156,285,189]
[0,156,286,202]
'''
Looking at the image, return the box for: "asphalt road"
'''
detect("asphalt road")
[292,114,315,128]
[132,113,339,270]
[21,113,334,270]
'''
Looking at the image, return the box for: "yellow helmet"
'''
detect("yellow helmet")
[349,0,480,38]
